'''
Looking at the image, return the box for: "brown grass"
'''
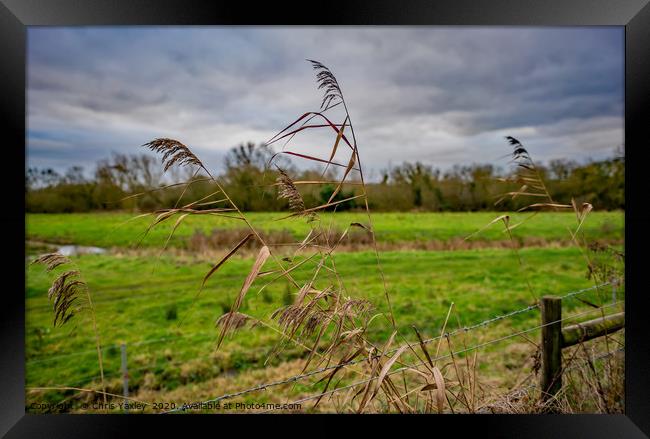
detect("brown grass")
[31,253,108,404]
[186,229,621,254]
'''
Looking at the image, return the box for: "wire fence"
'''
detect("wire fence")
[161,286,617,413]
[254,302,621,414]
[50,327,625,412]
[25,282,622,413]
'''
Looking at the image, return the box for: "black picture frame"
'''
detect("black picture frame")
[2,1,648,437]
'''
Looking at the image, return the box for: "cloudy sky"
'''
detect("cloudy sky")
[27,26,624,179]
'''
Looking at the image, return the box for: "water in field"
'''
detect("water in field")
[26,240,107,259]
[56,245,106,256]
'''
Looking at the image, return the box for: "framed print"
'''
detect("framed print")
[2,0,649,437]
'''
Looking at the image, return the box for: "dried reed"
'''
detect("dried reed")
[31,253,107,404]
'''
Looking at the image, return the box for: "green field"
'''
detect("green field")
[25,211,625,413]
[26,211,623,249]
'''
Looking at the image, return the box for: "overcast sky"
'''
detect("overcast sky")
[27,26,624,180]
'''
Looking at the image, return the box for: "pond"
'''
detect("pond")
[56,245,107,256]
[26,241,108,257]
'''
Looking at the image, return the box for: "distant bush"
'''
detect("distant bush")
[165,304,178,321]
[26,148,624,213]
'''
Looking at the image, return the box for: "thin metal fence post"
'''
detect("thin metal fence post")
[121,343,129,413]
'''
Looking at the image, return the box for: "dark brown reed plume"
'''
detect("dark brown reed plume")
[276,168,306,214]
[308,59,343,110]
[31,253,107,404]
[32,252,70,272]
[496,136,572,215]
[46,269,83,327]
[143,138,209,175]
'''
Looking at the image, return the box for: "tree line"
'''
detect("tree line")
[26,143,624,213]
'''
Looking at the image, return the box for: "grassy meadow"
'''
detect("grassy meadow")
[27,211,623,248]
[25,211,624,413]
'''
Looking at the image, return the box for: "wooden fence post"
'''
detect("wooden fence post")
[540,296,562,403]
[121,343,129,413]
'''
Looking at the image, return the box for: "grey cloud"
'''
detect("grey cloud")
[27,27,623,177]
